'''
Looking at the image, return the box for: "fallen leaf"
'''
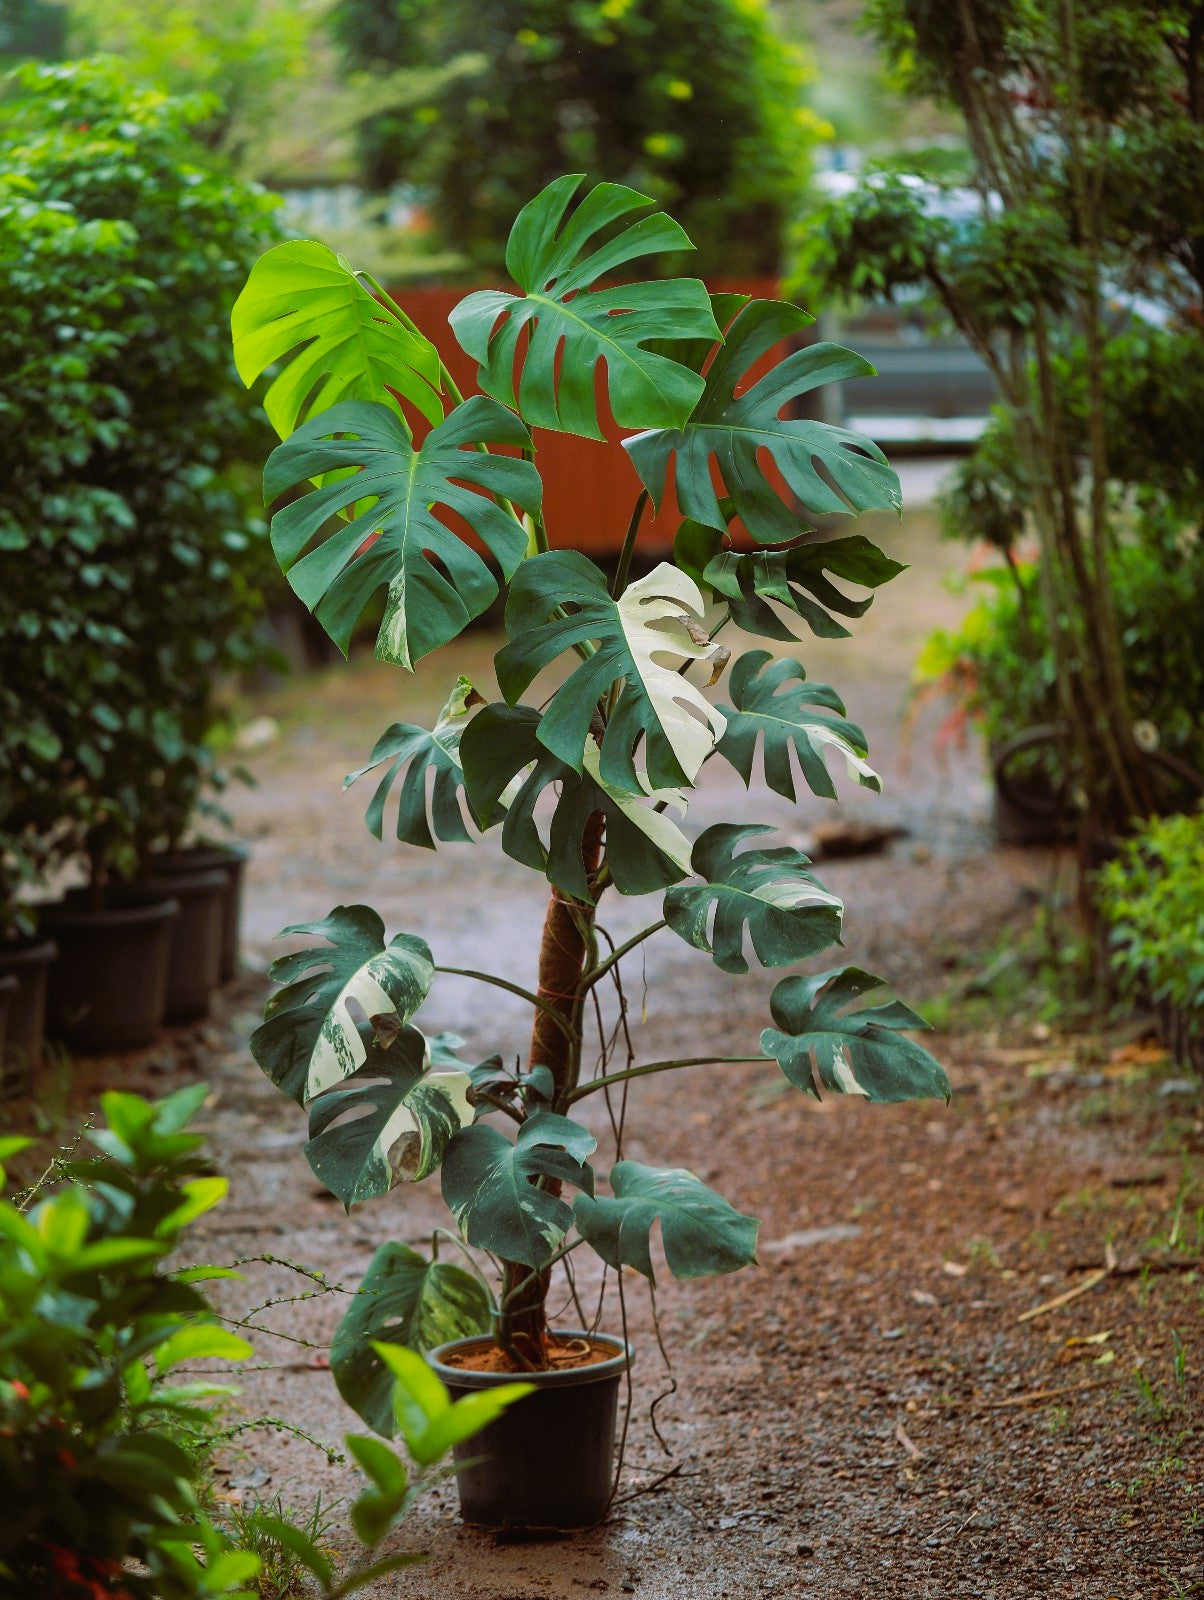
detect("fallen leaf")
[942,1261,968,1278]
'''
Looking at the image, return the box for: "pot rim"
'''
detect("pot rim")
[39,895,180,930]
[427,1328,634,1390]
[153,842,250,872]
[0,936,58,969]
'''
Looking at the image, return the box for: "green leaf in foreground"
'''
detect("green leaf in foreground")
[574,1161,759,1282]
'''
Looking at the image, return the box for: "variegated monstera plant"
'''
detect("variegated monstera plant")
[232,176,948,1421]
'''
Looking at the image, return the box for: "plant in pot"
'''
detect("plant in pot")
[233,175,950,1529]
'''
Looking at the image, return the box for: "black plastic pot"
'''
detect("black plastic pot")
[41,896,178,1053]
[0,936,58,1097]
[151,844,249,983]
[138,869,225,1023]
[427,1330,632,1529]
[0,974,18,1101]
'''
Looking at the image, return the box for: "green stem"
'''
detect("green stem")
[431,1227,499,1310]
[579,919,667,991]
[567,1054,767,1105]
[434,965,577,1040]
[610,489,650,599]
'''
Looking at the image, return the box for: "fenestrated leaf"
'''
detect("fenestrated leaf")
[625,298,901,541]
[449,174,720,439]
[331,1242,491,1436]
[263,396,542,666]
[663,823,843,976]
[496,550,726,793]
[715,650,880,803]
[460,702,692,899]
[251,905,433,1107]
[346,678,488,849]
[441,1112,597,1269]
[704,534,907,642]
[574,1160,759,1283]
[761,967,950,1103]
[304,1028,474,1206]
[232,239,442,440]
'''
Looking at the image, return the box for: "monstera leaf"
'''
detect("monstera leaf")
[663,824,843,975]
[703,534,907,642]
[573,1161,759,1282]
[250,906,433,1106]
[263,396,542,666]
[716,651,880,803]
[461,703,692,898]
[331,1242,491,1436]
[304,1028,474,1206]
[495,551,726,793]
[346,678,488,848]
[232,239,442,440]
[625,299,901,541]
[761,967,950,1103]
[440,1112,596,1269]
[449,174,720,438]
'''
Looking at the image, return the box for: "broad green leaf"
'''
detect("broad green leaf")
[663,823,843,975]
[716,650,880,803]
[761,967,950,1103]
[263,397,542,666]
[347,1434,409,1546]
[704,534,907,642]
[247,1516,333,1591]
[251,905,433,1106]
[332,1242,490,1436]
[496,550,726,792]
[460,703,691,899]
[305,1028,474,1206]
[441,1112,596,1269]
[625,299,901,540]
[231,239,442,439]
[153,1324,254,1372]
[574,1160,759,1283]
[372,1342,532,1466]
[449,174,720,438]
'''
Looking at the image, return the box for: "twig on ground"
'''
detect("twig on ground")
[610,1462,690,1506]
[1016,1242,1117,1323]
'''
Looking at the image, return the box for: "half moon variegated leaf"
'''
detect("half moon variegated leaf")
[232,239,443,440]
[624,298,902,541]
[495,551,726,794]
[331,1241,490,1436]
[441,1112,597,1269]
[761,967,950,1104]
[449,174,720,439]
[263,396,542,666]
[663,823,843,975]
[573,1161,759,1283]
[704,534,907,642]
[304,1028,474,1206]
[460,702,692,899]
[250,905,434,1107]
[716,650,879,803]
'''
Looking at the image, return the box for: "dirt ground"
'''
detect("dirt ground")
[17,475,1204,1599]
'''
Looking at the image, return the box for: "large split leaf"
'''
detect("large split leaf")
[263,396,542,666]
[663,823,843,976]
[625,298,902,541]
[449,174,720,438]
[761,967,950,1103]
[716,650,880,803]
[346,678,486,849]
[704,534,907,642]
[441,1112,597,1269]
[460,703,691,899]
[331,1242,491,1437]
[232,240,442,440]
[496,550,726,792]
[574,1161,759,1283]
[304,1028,474,1206]
[250,905,433,1107]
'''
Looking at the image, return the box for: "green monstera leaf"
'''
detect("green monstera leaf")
[663,823,843,975]
[716,650,880,803]
[331,1242,491,1437]
[495,550,726,793]
[304,1028,474,1206]
[574,1161,759,1282]
[250,906,433,1107]
[761,967,950,1103]
[625,298,902,541]
[460,703,692,899]
[232,239,442,440]
[703,533,907,642]
[441,1112,596,1269]
[346,678,488,849]
[449,174,720,438]
[263,396,542,666]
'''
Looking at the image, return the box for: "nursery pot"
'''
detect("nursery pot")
[127,869,226,1023]
[0,974,18,1100]
[427,1330,633,1529]
[151,844,249,983]
[41,895,178,1052]
[0,936,57,1096]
